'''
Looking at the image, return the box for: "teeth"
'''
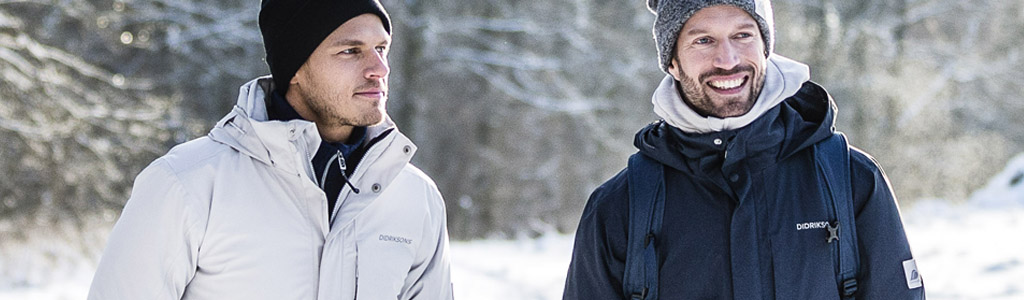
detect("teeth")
[709,78,744,89]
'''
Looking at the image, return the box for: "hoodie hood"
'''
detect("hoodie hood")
[636,77,837,175]
[653,54,811,134]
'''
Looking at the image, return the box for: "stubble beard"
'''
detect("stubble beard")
[303,79,387,128]
[679,65,765,118]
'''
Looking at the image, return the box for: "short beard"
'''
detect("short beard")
[678,65,764,118]
[302,79,386,128]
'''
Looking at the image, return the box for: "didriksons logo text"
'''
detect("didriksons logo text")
[379,234,413,245]
[796,221,830,231]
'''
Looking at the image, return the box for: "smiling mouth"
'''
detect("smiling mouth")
[707,76,748,91]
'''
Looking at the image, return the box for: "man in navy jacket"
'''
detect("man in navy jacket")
[562,0,925,299]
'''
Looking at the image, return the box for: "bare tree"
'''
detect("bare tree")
[774,0,1024,203]
[0,3,176,287]
[0,0,260,286]
[386,0,661,238]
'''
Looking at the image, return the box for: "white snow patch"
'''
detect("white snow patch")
[902,152,1024,299]
[903,202,1024,299]
[967,152,1024,208]
[0,264,92,300]
[451,233,574,300]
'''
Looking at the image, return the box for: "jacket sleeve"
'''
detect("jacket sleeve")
[88,159,206,299]
[850,149,926,299]
[401,183,454,300]
[563,171,630,300]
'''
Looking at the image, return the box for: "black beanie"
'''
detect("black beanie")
[259,0,392,93]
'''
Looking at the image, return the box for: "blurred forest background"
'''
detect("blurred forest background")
[1,0,1022,288]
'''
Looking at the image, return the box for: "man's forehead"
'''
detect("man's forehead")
[324,14,391,46]
[682,5,758,33]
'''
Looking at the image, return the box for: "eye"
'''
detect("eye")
[694,37,713,45]
[375,45,388,54]
[734,32,756,41]
[339,48,360,55]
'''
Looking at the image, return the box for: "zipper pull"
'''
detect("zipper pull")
[337,152,360,194]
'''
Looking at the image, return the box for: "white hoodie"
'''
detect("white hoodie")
[652,54,811,134]
[89,76,453,300]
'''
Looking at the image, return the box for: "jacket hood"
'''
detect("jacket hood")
[635,79,837,174]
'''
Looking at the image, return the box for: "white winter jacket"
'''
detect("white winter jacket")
[89,77,453,300]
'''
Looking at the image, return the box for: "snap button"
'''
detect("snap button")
[403,145,411,154]
[730,174,740,182]
[713,138,723,146]
[371,183,382,193]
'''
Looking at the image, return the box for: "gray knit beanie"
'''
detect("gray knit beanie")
[647,0,775,73]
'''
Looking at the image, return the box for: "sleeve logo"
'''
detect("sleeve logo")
[903,258,923,289]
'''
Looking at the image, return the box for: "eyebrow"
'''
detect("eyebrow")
[684,23,758,36]
[330,38,391,48]
[331,39,366,47]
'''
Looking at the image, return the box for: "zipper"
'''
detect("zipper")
[320,150,360,194]
[337,127,395,187]
[336,150,360,194]
[316,128,404,236]
[321,128,396,220]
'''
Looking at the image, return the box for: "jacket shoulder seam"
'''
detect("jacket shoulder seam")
[151,156,212,265]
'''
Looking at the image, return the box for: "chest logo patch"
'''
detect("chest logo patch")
[379,234,413,245]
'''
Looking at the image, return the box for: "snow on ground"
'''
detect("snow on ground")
[451,233,575,300]
[0,266,91,300]
[900,152,1024,300]
[3,153,1024,300]
[904,202,1023,299]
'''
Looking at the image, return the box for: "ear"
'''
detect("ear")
[289,66,305,85]
[667,57,683,82]
[284,65,306,100]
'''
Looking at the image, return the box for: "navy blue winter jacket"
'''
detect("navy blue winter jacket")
[563,81,925,299]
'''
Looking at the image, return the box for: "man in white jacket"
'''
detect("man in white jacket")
[88,1,454,299]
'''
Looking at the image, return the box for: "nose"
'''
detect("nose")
[365,51,390,80]
[712,42,740,70]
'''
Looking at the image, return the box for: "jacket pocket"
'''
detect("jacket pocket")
[354,232,417,298]
[319,226,360,300]
[769,230,841,300]
[353,243,359,300]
